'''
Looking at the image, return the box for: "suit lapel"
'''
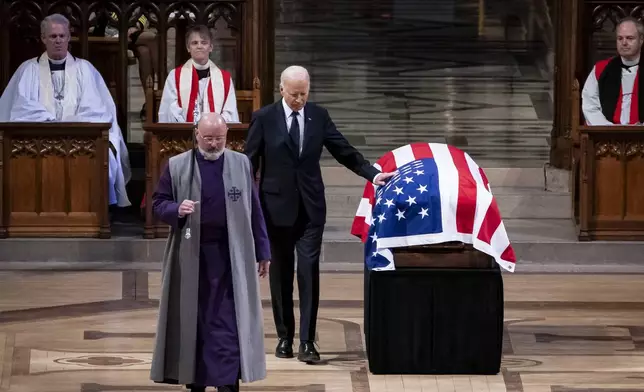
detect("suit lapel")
[301,105,311,156]
[275,101,298,158]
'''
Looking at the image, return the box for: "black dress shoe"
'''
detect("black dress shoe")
[297,341,321,363]
[186,385,205,392]
[275,338,293,358]
[217,384,239,392]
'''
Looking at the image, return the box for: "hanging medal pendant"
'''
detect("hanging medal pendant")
[184,228,191,240]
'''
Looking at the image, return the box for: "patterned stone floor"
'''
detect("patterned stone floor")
[1,271,644,391]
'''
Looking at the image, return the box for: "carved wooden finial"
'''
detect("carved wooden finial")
[146,75,154,90]
[253,77,261,90]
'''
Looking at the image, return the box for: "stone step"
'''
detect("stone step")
[1,219,643,273]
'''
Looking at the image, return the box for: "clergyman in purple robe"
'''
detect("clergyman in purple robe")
[149,112,271,392]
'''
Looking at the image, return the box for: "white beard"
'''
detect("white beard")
[199,148,223,160]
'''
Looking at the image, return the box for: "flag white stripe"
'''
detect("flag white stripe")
[465,153,485,190]
[489,221,511,258]
[471,185,493,244]
[355,198,371,218]
[392,144,416,168]
[430,143,459,237]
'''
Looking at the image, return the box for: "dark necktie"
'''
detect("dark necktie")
[289,111,300,154]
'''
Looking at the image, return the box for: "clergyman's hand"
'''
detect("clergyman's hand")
[178,200,199,218]
[374,171,397,186]
[258,260,270,278]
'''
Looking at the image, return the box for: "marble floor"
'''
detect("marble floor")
[1,271,643,391]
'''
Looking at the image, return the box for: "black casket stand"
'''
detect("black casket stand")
[364,242,504,375]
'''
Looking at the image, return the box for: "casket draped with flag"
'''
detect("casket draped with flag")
[351,142,516,272]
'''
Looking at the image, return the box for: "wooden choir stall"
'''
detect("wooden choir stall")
[556,0,644,240]
[0,0,272,238]
[0,123,112,238]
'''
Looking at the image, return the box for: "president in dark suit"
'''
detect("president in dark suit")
[244,65,395,363]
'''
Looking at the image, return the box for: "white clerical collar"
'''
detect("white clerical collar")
[193,60,210,70]
[622,56,640,67]
[49,56,66,65]
[282,98,303,118]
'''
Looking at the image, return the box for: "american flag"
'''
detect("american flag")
[351,142,516,272]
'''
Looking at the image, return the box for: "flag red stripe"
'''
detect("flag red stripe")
[500,245,516,263]
[378,151,398,173]
[410,142,433,160]
[351,216,366,241]
[448,145,477,234]
[477,198,502,244]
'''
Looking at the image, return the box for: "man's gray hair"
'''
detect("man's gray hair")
[280,65,310,88]
[617,16,644,37]
[41,13,70,36]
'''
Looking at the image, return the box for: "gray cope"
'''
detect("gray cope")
[150,148,266,385]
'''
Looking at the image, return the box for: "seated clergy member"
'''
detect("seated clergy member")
[158,25,239,123]
[582,16,644,125]
[0,13,131,207]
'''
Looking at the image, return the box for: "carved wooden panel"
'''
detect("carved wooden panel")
[0,123,111,238]
[588,2,644,31]
[578,127,644,240]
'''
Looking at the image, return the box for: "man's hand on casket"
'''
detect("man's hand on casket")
[373,171,397,186]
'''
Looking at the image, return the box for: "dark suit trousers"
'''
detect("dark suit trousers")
[267,199,324,342]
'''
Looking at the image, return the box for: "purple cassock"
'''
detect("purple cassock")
[152,151,271,388]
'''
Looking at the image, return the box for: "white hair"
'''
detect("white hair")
[41,13,70,36]
[280,65,310,87]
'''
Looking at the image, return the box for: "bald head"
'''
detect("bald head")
[196,113,227,159]
[198,112,227,130]
[280,65,310,112]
